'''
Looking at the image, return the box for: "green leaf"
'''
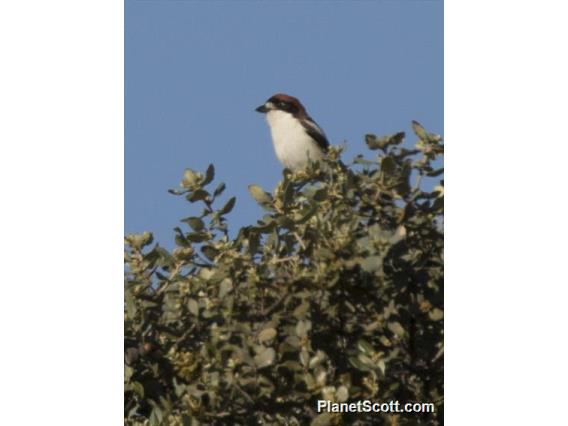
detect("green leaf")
[359,255,382,273]
[125,290,137,319]
[213,182,226,197]
[187,298,199,316]
[280,361,303,372]
[186,189,209,203]
[201,245,219,261]
[366,132,405,150]
[185,231,211,243]
[254,347,276,369]
[293,302,310,319]
[150,406,163,425]
[309,351,326,369]
[357,340,375,356]
[173,227,190,248]
[275,215,295,229]
[429,308,444,321]
[219,196,236,215]
[294,205,318,224]
[379,335,392,347]
[300,348,310,367]
[377,359,386,375]
[352,155,375,166]
[390,225,406,245]
[182,217,205,232]
[311,412,335,426]
[365,134,379,149]
[125,232,153,249]
[168,188,185,196]
[203,164,215,186]
[432,196,444,212]
[155,246,175,268]
[348,356,371,372]
[283,181,295,207]
[388,321,405,338]
[412,120,428,141]
[381,156,397,176]
[389,131,405,145]
[336,385,349,402]
[130,381,145,398]
[427,167,444,177]
[219,278,233,299]
[248,184,272,206]
[358,353,375,367]
[174,236,188,248]
[258,328,277,343]
[181,169,201,188]
[295,320,312,338]
[312,188,328,202]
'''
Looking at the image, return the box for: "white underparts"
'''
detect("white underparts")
[265,110,324,170]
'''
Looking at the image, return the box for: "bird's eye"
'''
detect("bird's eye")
[279,102,287,108]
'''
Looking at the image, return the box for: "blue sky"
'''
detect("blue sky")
[125,0,443,248]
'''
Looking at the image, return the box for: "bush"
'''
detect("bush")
[124,121,444,425]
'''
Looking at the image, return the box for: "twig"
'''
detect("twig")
[262,293,288,317]
[293,232,306,250]
[156,263,182,295]
[270,256,298,264]
[413,172,423,192]
[172,324,196,350]
[232,382,255,405]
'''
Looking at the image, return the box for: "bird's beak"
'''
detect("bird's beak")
[255,103,269,113]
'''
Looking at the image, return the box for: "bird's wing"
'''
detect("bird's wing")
[301,117,330,152]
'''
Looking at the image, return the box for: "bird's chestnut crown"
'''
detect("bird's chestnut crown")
[255,93,307,118]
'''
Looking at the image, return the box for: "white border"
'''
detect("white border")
[446,0,568,423]
[0,1,123,423]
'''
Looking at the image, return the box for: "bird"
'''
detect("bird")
[255,93,329,170]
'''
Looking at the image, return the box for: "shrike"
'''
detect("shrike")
[256,93,329,170]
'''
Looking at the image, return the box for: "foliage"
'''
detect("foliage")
[124,122,444,425]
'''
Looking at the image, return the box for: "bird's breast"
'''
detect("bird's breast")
[265,111,324,169]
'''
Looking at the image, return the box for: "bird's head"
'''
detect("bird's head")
[255,93,308,119]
